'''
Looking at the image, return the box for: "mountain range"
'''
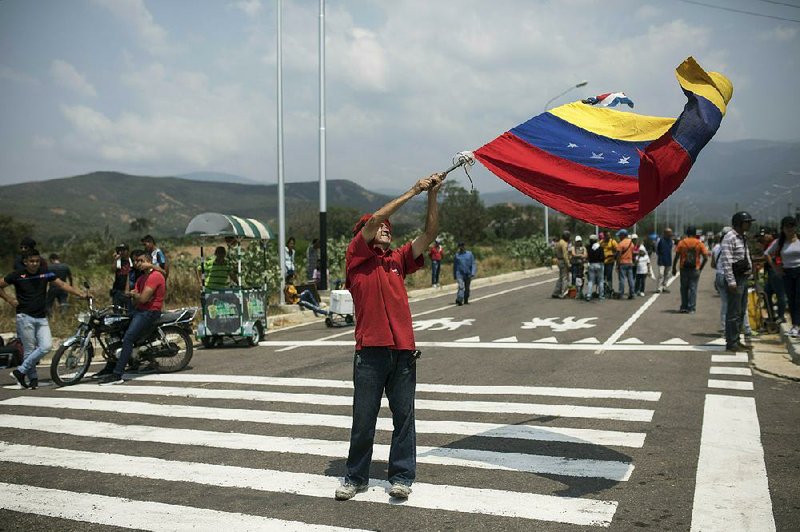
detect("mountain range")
[1,139,797,241]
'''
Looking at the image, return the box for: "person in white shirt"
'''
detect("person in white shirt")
[765,216,800,337]
[634,247,652,296]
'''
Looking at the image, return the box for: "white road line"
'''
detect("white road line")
[709,367,752,376]
[0,443,617,526]
[0,415,633,480]
[270,277,557,351]
[0,481,360,532]
[711,353,748,363]
[600,294,660,351]
[58,384,655,422]
[254,339,722,352]
[707,379,754,391]
[130,373,662,401]
[691,394,775,532]
[0,396,648,448]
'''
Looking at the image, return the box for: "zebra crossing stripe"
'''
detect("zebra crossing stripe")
[0,415,634,480]
[132,373,662,401]
[707,379,754,391]
[57,384,655,422]
[0,443,618,526]
[710,353,748,363]
[0,481,361,532]
[709,367,751,376]
[1,396,648,448]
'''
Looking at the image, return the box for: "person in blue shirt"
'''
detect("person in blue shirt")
[655,227,674,293]
[453,242,477,306]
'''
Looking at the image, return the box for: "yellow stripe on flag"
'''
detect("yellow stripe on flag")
[676,56,733,115]
[548,102,675,142]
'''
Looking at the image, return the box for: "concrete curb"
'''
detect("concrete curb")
[778,321,800,364]
[750,328,800,382]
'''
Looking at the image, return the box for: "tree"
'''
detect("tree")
[439,182,487,244]
[0,215,33,269]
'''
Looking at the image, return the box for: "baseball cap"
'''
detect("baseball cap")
[352,214,391,237]
[575,235,582,241]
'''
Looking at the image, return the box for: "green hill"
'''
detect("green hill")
[0,171,423,242]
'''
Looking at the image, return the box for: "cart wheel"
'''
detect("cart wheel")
[247,322,264,347]
[345,314,354,324]
[325,317,333,328]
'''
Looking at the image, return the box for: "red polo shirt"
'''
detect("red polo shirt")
[346,232,424,351]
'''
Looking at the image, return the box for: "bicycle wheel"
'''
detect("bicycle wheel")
[50,341,93,386]
[149,326,193,372]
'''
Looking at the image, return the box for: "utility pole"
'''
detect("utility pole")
[318,0,328,290]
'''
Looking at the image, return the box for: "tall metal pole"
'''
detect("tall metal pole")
[318,0,328,291]
[277,0,286,303]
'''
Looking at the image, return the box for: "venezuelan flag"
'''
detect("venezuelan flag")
[474,57,733,228]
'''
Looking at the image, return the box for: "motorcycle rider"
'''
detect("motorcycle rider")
[95,249,165,385]
[1,248,89,389]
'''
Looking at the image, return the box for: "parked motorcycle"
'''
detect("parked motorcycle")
[50,285,197,386]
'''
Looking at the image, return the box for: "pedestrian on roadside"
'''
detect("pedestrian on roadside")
[569,235,587,296]
[765,216,800,337]
[45,253,73,315]
[713,227,755,338]
[655,228,674,293]
[429,239,443,287]
[615,230,636,299]
[111,244,134,309]
[13,237,45,273]
[141,235,169,279]
[334,172,443,502]
[284,273,327,317]
[634,247,652,296]
[454,242,477,305]
[551,231,571,299]
[0,248,89,389]
[586,233,605,301]
[306,238,320,282]
[760,227,787,324]
[285,236,296,278]
[719,211,755,352]
[672,226,709,313]
[600,231,617,297]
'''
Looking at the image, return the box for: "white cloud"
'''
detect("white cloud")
[91,0,171,55]
[0,65,40,85]
[759,26,798,42]
[231,0,262,18]
[50,60,97,97]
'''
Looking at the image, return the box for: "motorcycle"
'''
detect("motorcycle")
[50,285,197,386]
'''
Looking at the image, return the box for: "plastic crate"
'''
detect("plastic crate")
[330,290,353,315]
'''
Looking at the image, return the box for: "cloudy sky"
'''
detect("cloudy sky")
[1,0,798,193]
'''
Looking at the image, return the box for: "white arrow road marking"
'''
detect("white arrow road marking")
[492,336,518,343]
[617,338,644,345]
[660,338,689,345]
[573,337,601,344]
[532,337,558,343]
[455,336,481,342]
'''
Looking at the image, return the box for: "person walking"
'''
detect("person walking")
[586,233,605,301]
[672,226,709,313]
[719,212,755,352]
[335,172,443,502]
[634,247,652,296]
[453,242,477,305]
[600,231,618,298]
[0,248,89,389]
[765,216,800,337]
[615,230,636,299]
[429,239,443,287]
[655,228,674,293]
[45,253,73,315]
[551,231,571,298]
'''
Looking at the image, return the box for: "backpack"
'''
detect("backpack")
[683,243,698,270]
[0,337,24,368]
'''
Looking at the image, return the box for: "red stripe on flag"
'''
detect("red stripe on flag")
[638,135,693,215]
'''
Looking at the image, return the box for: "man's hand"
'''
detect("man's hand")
[413,173,444,195]
[727,283,737,294]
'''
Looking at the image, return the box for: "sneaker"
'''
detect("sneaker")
[29,378,38,390]
[98,373,125,386]
[726,344,747,353]
[90,366,114,380]
[335,482,368,501]
[627,294,634,300]
[10,370,28,389]
[388,483,412,499]
[639,292,645,297]
[789,326,800,338]
[455,300,463,306]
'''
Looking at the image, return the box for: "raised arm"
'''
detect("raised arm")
[360,173,443,244]
[411,177,443,258]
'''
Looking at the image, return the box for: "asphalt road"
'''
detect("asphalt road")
[0,269,797,531]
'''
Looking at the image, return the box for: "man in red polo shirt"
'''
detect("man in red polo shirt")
[335,173,443,501]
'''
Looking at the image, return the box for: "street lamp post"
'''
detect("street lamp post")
[542,80,588,244]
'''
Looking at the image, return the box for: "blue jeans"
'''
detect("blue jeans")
[784,267,800,326]
[456,275,472,303]
[725,278,748,347]
[345,347,416,487]
[298,289,327,316]
[16,313,53,380]
[431,260,441,285]
[679,268,701,311]
[768,267,788,321]
[587,263,604,299]
[114,310,160,376]
[715,272,752,334]
[618,264,635,296]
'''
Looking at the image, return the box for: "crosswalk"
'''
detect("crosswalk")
[0,373,663,529]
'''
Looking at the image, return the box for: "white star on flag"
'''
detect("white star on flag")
[590,152,604,159]
[567,142,578,148]
[618,156,630,164]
